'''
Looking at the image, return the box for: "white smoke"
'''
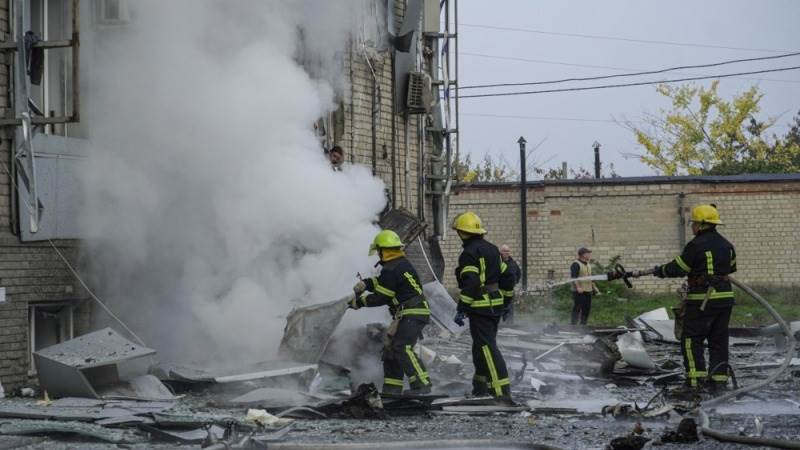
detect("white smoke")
[80,0,386,365]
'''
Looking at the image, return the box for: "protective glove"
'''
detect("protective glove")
[353,280,367,295]
[453,311,466,327]
[348,295,361,310]
[652,265,664,278]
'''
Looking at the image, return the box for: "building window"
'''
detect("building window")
[28,302,75,374]
[28,0,74,136]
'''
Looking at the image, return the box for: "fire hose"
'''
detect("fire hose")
[618,270,799,449]
[695,276,799,449]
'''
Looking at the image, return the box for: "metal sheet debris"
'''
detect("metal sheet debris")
[422,281,465,335]
[0,420,145,443]
[214,361,318,383]
[33,328,156,398]
[98,374,176,401]
[616,332,656,370]
[279,296,350,364]
[0,398,173,421]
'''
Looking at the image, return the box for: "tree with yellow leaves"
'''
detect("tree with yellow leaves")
[628,81,800,175]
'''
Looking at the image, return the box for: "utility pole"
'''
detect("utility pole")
[518,136,528,291]
[592,141,601,178]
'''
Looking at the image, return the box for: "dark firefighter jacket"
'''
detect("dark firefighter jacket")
[455,236,516,316]
[655,227,737,307]
[358,256,430,319]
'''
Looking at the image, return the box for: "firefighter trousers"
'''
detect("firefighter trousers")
[680,304,732,387]
[468,313,511,397]
[382,317,430,393]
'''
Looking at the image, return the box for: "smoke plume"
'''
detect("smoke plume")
[80,0,386,366]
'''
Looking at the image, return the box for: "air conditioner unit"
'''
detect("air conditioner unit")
[96,0,130,26]
[406,72,433,115]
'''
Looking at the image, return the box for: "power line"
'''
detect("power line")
[459,66,800,99]
[460,52,800,89]
[462,112,627,124]
[460,23,793,53]
[459,52,800,85]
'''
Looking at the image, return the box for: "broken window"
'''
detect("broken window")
[28,301,75,374]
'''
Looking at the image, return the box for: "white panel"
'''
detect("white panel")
[18,134,88,241]
[422,0,439,33]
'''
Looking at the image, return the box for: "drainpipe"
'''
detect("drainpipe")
[404,113,410,207]
[390,54,397,209]
[363,48,379,176]
[678,192,686,247]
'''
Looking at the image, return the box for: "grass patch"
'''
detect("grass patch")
[514,282,800,327]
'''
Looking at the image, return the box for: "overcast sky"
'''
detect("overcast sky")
[457,0,800,177]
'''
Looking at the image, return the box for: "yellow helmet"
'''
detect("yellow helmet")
[690,204,723,225]
[452,211,487,235]
[369,229,403,255]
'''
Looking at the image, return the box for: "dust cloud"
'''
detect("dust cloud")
[79,0,386,366]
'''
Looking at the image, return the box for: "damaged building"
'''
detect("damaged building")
[0,1,798,449]
[1,0,456,391]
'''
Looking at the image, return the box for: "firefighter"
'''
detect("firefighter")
[451,211,515,399]
[652,204,737,392]
[349,229,432,395]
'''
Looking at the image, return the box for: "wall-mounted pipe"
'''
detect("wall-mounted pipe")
[678,192,686,247]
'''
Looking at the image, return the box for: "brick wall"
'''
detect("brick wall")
[0,1,85,391]
[339,0,435,225]
[440,177,800,293]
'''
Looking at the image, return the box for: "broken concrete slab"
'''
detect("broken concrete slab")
[616,332,656,370]
[33,328,156,399]
[0,419,145,443]
[279,296,350,364]
[423,281,465,335]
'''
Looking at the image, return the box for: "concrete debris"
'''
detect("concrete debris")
[0,419,145,443]
[33,328,157,399]
[4,309,797,447]
[246,409,293,427]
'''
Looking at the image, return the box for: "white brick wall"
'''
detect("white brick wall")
[441,181,800,292]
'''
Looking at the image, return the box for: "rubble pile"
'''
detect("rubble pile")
[0,302,797,449]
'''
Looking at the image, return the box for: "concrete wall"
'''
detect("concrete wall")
[440,177,800,293]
